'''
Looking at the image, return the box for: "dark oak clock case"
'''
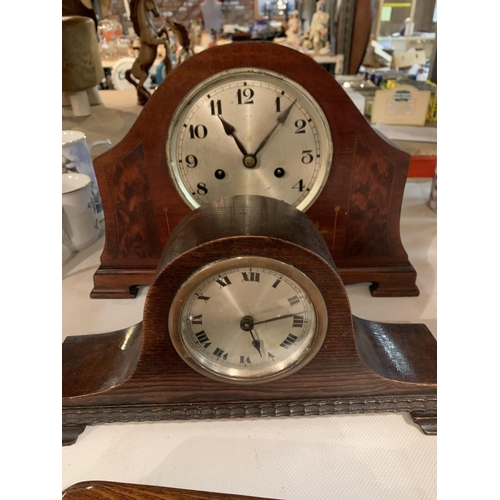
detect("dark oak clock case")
[63,196,436,445]
[90,42,418,299]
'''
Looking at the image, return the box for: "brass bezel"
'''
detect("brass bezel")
[168,256,329,385]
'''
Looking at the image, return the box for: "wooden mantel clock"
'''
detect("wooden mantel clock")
[90,41,418,299]
[63,195,437,446]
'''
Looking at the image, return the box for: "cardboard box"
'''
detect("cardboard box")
[392,49,426,69]
[371,84,431,126]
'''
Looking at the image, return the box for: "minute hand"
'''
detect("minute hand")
[253,311,304,326]
[252,100,296,157]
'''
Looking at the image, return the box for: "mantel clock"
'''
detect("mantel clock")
[90,42,418,299]
[63,196,437,445]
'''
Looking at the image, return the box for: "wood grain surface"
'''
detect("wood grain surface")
[63,481,274,500]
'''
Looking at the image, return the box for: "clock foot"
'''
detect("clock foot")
[410,411,437,435]
[339,265,419,297]
[90,267,156,299]
[369,280,420,297]
[90,285,139,299]
[63,425,86,446]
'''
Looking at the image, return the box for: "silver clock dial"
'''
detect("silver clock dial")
[168,257,328,384]
[167,68,333,212]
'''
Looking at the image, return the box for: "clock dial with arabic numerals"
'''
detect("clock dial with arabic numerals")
[166,68,333,212]
[168,256,328,384]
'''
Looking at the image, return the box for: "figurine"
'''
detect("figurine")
[166,19,192,65]
[285,10,302,49]
[189,18,202,53]
[306,0,330,53]
[125,0,170,105]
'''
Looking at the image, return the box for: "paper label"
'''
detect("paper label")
[386,90,416,115]
[381,6,392,21]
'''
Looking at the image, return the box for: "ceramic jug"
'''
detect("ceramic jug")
[62,173,100,252]
[62,130,112,221]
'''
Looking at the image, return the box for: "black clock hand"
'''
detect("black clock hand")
[252,100,296,157]
[217,115,248,156]
[253,311,304,326]
[239,316,263,356]
[249,330,263,357]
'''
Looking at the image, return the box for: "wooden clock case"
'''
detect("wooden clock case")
[90,41,418,299]
[63,196,436,446]
[63,480,274,499]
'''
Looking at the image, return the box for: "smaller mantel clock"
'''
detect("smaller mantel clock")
[63,195,437,445]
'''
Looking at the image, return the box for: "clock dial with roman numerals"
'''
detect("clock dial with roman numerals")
[166,68,333,212]
[168,256,328,384]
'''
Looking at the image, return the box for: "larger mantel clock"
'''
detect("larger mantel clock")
[91,42,418,299]
[63,195,436,446]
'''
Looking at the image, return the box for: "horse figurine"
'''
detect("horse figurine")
[125,0,170,105]
[166,19,193,65]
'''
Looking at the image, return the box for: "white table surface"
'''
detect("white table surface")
[62,177,437,499]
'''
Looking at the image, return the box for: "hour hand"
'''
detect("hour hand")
[217,115,248,156]
[252,339,263,357]
[249,329,263,357]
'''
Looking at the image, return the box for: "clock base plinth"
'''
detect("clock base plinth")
[90,268,153,299]
[339,264,419,297]
[89,265,419,299]
[62,395,437,445]
[369,281,420,298]
[62,425,86,446]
